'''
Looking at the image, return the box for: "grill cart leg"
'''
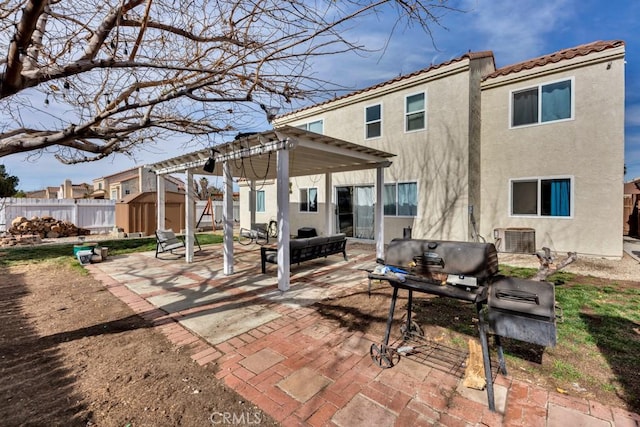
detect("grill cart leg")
[406,289,413,334]
[400,289,424,338]
[495,335,507,375]
[477,302,496,412]
[370,285,400,368]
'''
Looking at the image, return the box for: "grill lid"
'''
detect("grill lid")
[488,277,555,319]
[384,239,499,280]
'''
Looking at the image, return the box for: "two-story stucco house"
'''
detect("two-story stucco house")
[90,166,184,200]
[479,41,624,258]
[247,40,624,258]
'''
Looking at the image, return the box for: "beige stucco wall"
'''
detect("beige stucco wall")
[479,46,625,258]
[270,59,481,243]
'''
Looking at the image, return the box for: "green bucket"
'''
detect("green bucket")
[73,242,98,256]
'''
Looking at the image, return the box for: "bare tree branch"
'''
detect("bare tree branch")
[0,0,461,163]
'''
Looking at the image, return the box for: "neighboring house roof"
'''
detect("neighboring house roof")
[624,180,640,195]
[94,166,142,182]
[484,40,625,80]
[276,50,495,119]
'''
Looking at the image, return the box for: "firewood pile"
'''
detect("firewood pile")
[7,216,91,239]
[0,233,42,247]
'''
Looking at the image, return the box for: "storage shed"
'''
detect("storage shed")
[115,191,186,236]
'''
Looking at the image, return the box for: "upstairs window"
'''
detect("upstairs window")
[365,104,382,139]
[405,92,426,132]
[511,79,573,127]
[296,119,324,134]
[511,177,572,217]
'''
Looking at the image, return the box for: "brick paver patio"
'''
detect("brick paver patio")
[87,242,640,426]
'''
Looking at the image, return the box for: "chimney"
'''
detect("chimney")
[64,179,73,199]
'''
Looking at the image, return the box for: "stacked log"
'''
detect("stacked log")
[0,233,42,247]
[8,216,91,238]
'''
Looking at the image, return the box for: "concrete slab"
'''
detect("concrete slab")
[623,238,640,262]
[179,304,281,345]
[548,403,610,427]
[456,381,508,414]
[177,267,226,279]
[332,393,396,427]
[110,267,173,281]
[123,275,199,295]
[240,348,285,374]
[277,367,332,403]
[257,283,334,307]
[147,286,231,313]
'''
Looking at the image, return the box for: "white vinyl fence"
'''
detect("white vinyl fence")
[0,198,239,234]
[195,200,240,229]
[0,198,116,234]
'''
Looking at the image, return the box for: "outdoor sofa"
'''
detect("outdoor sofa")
[260,233,348,273]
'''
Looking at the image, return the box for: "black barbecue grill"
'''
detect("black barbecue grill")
[368,238,559,412]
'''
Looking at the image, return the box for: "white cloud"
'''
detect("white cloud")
[464,0,575,65]
[626,103,640,127]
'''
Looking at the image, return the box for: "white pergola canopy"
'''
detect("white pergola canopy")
[151,125,394,179]
[150,126,395,291]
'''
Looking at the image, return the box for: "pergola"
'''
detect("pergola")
[150,125,395,291]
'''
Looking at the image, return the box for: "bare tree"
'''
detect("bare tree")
[0,0,457,164]
[198,176,209,200]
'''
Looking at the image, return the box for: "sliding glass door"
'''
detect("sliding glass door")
[335,185,374,240]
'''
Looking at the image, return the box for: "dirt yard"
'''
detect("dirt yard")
[0,260,278,426]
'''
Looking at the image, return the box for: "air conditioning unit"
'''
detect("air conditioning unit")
[493,228,536,254]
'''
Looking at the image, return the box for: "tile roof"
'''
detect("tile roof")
[276,51,494,119]
[485,40,624,80]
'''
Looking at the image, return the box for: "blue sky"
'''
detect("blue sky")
[3,0,640,190]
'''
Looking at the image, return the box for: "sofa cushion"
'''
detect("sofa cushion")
[307,236,329,246]
[328,233,346,242]
[264,252,278,263]
[290,239,309,250]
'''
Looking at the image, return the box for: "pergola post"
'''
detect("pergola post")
[276,148,291,291]
[185,169,194,263]
[223,160,234,275]
[375,166,385,261]
[325,172,334,235]
[249,180,256,227]
[156,174,166,231]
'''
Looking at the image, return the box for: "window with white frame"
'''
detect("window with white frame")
[511,177,572,217]
[296,119,323,134]
[256,190,265,213]
[405,92,425,132]
[511,79,573,127]
[299,187,318,212]
[384,182,417,216]
[365,104,382,139]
